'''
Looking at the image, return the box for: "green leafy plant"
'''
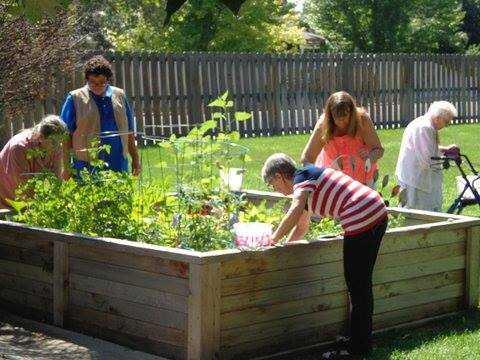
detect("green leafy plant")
[154,91,251,192]
[11,92,254,252]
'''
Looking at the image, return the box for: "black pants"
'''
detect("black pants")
[343,217,388,355]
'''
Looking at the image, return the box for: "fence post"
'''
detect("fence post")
[186,53,203,127]
[270,55,282,135]
[341,53,353,93]
[187,262,221,359]
[400,54,414,126]
[0,105,10,147]
[466,226,480,309]
[53,241,69,327]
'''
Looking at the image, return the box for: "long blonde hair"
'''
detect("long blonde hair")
[321,91,364,143]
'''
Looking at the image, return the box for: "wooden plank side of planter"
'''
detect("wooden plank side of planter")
[376,241,465,269]
[53,242,69,327]
[70,273,188,313]
[221,260,344,296]
[374,282,463,315]
[209,225,468,265]
[0,288,52,317]
[0,242,53,269]
[0,272,53,299]
[68,305,186,347]
[0,258,52,283]
[69,257,189,296]
[0,221,204,264]
[221,240,343,279]
[221,241,465,297]
[221,291,348,330]
[67,314,186,360]
[221,236,464,280]
[220,270,464,357]
[379,228,466,255]
[373,255,465,285]
[69,243,189,278]
[188,263,221,360]
[70,288,186,330]
[0,296,52,324]
[221,269,463,322]
[373,269,464,302]
[222,275,348,313]
[373,296,463,330]
[466,226,480,308]
[221,306,346,346]
[0,227,53,252]
[221,320,347,360]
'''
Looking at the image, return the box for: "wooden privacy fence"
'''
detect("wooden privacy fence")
[2,52,480,144]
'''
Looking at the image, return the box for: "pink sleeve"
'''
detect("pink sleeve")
[0,145,30,201]
[9,146,30,185]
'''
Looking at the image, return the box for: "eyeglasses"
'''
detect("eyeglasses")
[87,79,108,87]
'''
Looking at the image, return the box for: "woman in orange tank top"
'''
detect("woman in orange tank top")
[301,91,384,188]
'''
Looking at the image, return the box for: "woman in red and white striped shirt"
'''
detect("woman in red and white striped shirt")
[261,153,388,357]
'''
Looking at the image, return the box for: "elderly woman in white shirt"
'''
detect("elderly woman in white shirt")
[395,101,458,212]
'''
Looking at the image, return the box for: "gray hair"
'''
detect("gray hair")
[261,153,297,183]
[427,101,458,120]
[32,115,68,138]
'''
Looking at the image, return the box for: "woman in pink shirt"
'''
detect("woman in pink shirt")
[0,115,68,208]
[301,91,384,188]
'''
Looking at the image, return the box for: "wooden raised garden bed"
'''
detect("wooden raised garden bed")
[0,191,479,359]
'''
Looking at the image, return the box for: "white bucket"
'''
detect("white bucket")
[233,222,273,248]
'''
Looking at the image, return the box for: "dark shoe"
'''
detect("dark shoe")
[347,345,372,358]
[321,349,355,359]
[335,335,350,350]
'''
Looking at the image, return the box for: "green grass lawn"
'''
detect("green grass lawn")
[139,122,480,216]
[235,122,480,217]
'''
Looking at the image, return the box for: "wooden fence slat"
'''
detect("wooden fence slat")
[166,54,178,135]
[132,54,144,136]
[151,54,161,136]
[176,55,188,135]
[142,53,153,137]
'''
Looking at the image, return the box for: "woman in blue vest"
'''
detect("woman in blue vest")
[60,55,141,176]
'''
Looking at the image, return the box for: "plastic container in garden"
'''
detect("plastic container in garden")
[233,222,273,249]
[220,168,244,191]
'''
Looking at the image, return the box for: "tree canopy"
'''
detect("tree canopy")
[0,1,75,143]
[90,0,305,52]
[302,0,468,53]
